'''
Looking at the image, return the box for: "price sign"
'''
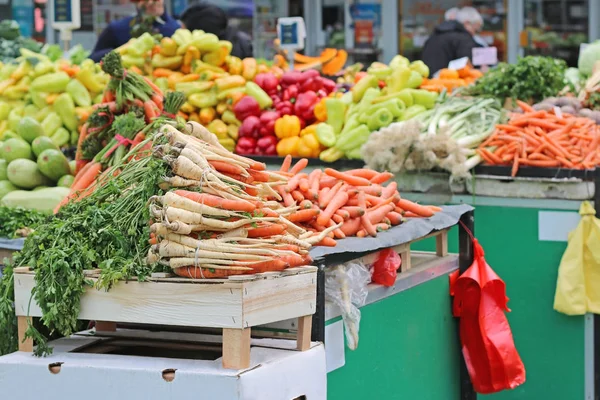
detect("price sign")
[448,57,469,70]
[277,17,306,51]
[472,47,498,66]
[51,0,81,30]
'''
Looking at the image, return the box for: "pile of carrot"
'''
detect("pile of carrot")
[269,155,441,246]
[478,100,600,177]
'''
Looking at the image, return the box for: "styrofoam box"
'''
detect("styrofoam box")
[0,333,326,400]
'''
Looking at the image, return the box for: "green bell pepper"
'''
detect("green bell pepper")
[29,90,48,109]
[188,92,218,109]
[50,127,70,147]
[389,55,410,70]
[54,93,78,131]
[351,75,379,102]
[33,61,55,77]
[0,102,10,121]
[400,104,427,121]
[325,98,347,135]
[406,70,423,89]
[410,89,439,109]
[175,81,214,96]
[66,79,92,107]
[386,67,411,93]
[70,129,79,146]
[339,114,360,137]
[367,108,394,131]
[316,123,337,147]
[359,99,405,123]
[351,87,380,117]
[345,145,363,160]
[8,108,23,131]
[31,72,70,93]
[245,81,272,109]
[367,66,392,80]
[320,147,345,163]
[42,112,63,136]
[335,124,370,153]
[35,106,52,123]
[373,88,414,107]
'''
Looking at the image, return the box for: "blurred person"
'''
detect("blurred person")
[180,2,253,59]
[445,7,459,21]
[421,6,483,75]
[90,0,180,62]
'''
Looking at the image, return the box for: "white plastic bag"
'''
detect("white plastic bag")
[325,260,371,350]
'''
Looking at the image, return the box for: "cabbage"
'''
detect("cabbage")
[578,41,600,76]
[565,67,584,91]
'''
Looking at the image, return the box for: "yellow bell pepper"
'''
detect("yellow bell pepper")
[313,98,328,122]
[199,107,216,124]
[274,115,301,139]
[219,137,236,152]
[226,56,243,75]
[160,37,178,57]
[277,136,301,157]
[180,101,196,114]
[298,131,322,158]
[151,54,184,70]
[189,92,218,109]
[227,124,239,140]
[207,119,228,139]
[76,68,105,93]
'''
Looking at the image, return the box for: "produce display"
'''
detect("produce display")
[477,101,600,175]
[0,20,42,62]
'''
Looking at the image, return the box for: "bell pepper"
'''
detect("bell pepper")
[245,81,273,109]
[176,81,214,96]
[222,110,240,126]
[353,87,381,116]
[325,98,347,135]
[300,76,324,93]
[189,92,218,109]
[320,147,344,163]
[283,84,299,102]
[275,115,301,139]
[219,137,236,152]
[321,78,336,94]
[54,93,78,131]
[316,123,337,147]
[203,43,230,67]
[226,56,243,75]
[298,127,321,158]
[314,98,327,122]
[191,33,220,53]
[182,46,201,73]
[24,104,39,118]
[400,104,427,121]
[160,37,178,57]
[0,102,10,120]
[199,107,216,124]
[215,76,246,91]
[367,108,394,131]
[194,61,226,74]
[373,88,414,107]
[386,67,412,93]
[188,111,200,123]
[351,74,378,102]
[235,136,257,155]
[367,64,392,80]
[233,96,261,121]
[242,58,258,81]
[31,72,70,93]
[66,79,92,107]
[406,70,423,89]
[50,127,70,147]
[275,100,293,116]
[35,106,52,123]
[294,91,319,122]
[76,68,105,93]
[227,124,239,140]
[335,124,370,153]
[42,112,63,136]
[359,99,404,123]
[216,102,228,115]
[207,119,228,139]
[172,29,192,47]
[33,61,55,77]
[276,136,300,157]
[254,73,279,95]
[8,108,23,131]
[239,115,261,139]
[280,71,304,88]
[389,55,410,70]
[151,54,183,70]
[409,60,429,78]
[345,145,363,160]
[259,111,280,137]
[258,135,279,156]
[409,89,439,109]
[122,54,146,68]
[217,87,246,102]
[10,61,32,81]
[180,101,196,114]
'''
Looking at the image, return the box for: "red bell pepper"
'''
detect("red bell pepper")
[275,100,294,116]
[280,71,305,88]
[238,115,261,139]
[300,77,323,93]
[256,135,278,156]
[254,73,279,95]
[235,136,257,155]
[294,91,319,122]
[321,77,336,93]
[283,84,299,102]
[259,110,280,137]
[233,96,261,121]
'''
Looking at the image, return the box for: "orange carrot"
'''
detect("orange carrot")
[208,160,245,175]
[317,191,349,226]
[247,169,270,182]
[325,168,371,186]
[285,173,308,192]
[332,214,345,224]
[291,190,305,202]
[340,218,362,236]
[358,191,377,237]
[299,199,313,209]
[395,199,434,218]
[370,172,393,184]
[334,209,350,220]
[280,155,293,172]
[354,185,382,196]
[54,162,102,213]
[346,169,378,179]
[316,237,337,247]
[341,206,365,218]
[290,158,309,174]
[381,182,398,199]
[386,211,403,225]
[516,100,534,112]
[247,224,286,238]
[319,181,343,209]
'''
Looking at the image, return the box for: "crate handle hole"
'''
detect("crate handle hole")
[48,362,63,374]
[162,368,177,382]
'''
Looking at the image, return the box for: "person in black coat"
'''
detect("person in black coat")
[90,0,180,62]
[421,7,483,75]
[180,2,253,59]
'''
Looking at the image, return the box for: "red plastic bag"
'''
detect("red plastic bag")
[372,249,401,286]
[450,237,526,394]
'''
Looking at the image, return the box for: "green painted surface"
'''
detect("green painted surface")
[412,205,586,400]
[327,274,460,400]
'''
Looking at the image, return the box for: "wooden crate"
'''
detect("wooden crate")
[13,266,317,369]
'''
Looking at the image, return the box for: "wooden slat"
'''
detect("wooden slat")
[17,316,33,352]
[296,315,312,351]
[222,328,251,369]
[436,230,449,257]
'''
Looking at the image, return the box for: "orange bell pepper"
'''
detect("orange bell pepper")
[274,115,301,139]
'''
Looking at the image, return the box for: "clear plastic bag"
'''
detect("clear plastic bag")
[325,260,371,350]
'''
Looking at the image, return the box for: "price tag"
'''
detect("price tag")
[277,17,306,51]
[51,0,81,30]
[553,106,563,119]
[472,47,498,66]
[448,57,469,70]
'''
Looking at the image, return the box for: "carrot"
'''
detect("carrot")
[319,181,343,209]
[143,76,164,97]
[299,199,313,209]
[375,223,390,231]
[324,168,371,186]
[381,182,398,199]
[334,209,350,220]
[395,199,434,218]
[386,211,403,225]
[174,190,256,212]
[340,218,362,236]
[316,236,337,247]
[290,158,309,174]
[151,93,164,112]
[54,162,102,213]
[247,224,286,238]
[517,158,560,167]
[370,172,393,184]
[367,204,395,224]
[285,173,308,193]
[404,211,423,218]
[354,185,382,196]
[246,169,269,182]
[277,186,295,207]
[280,155,293,172]
[358,192,377,237]
[356,230,367,238]
[291,190,305,202]
[317,191,349,226]
[332,214,345,224]
[346,169,378,179]
[246,259,290,273]
[208,160,245,175]
[516,100,534,112]
[319,176,338,188]
[299,178,310,192]
[341,206,365,218]
[153,68,174,77]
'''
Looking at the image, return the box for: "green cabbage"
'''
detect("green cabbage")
[578,41,600,76]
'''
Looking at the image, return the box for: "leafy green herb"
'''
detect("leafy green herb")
[0,207,48,238]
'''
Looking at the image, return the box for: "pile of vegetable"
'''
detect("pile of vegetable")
[362,96,506,177]
[477,101,600,175]
[0,206,46,238]
[463,56,567,103]
[0,20,42,62]
[274,47,348,75]
[528,96,600,124]
[420,65,483,93]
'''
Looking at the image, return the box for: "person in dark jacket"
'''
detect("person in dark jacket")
[180,2,253,59]
[90,0,180,62]
[421,7,483,75]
